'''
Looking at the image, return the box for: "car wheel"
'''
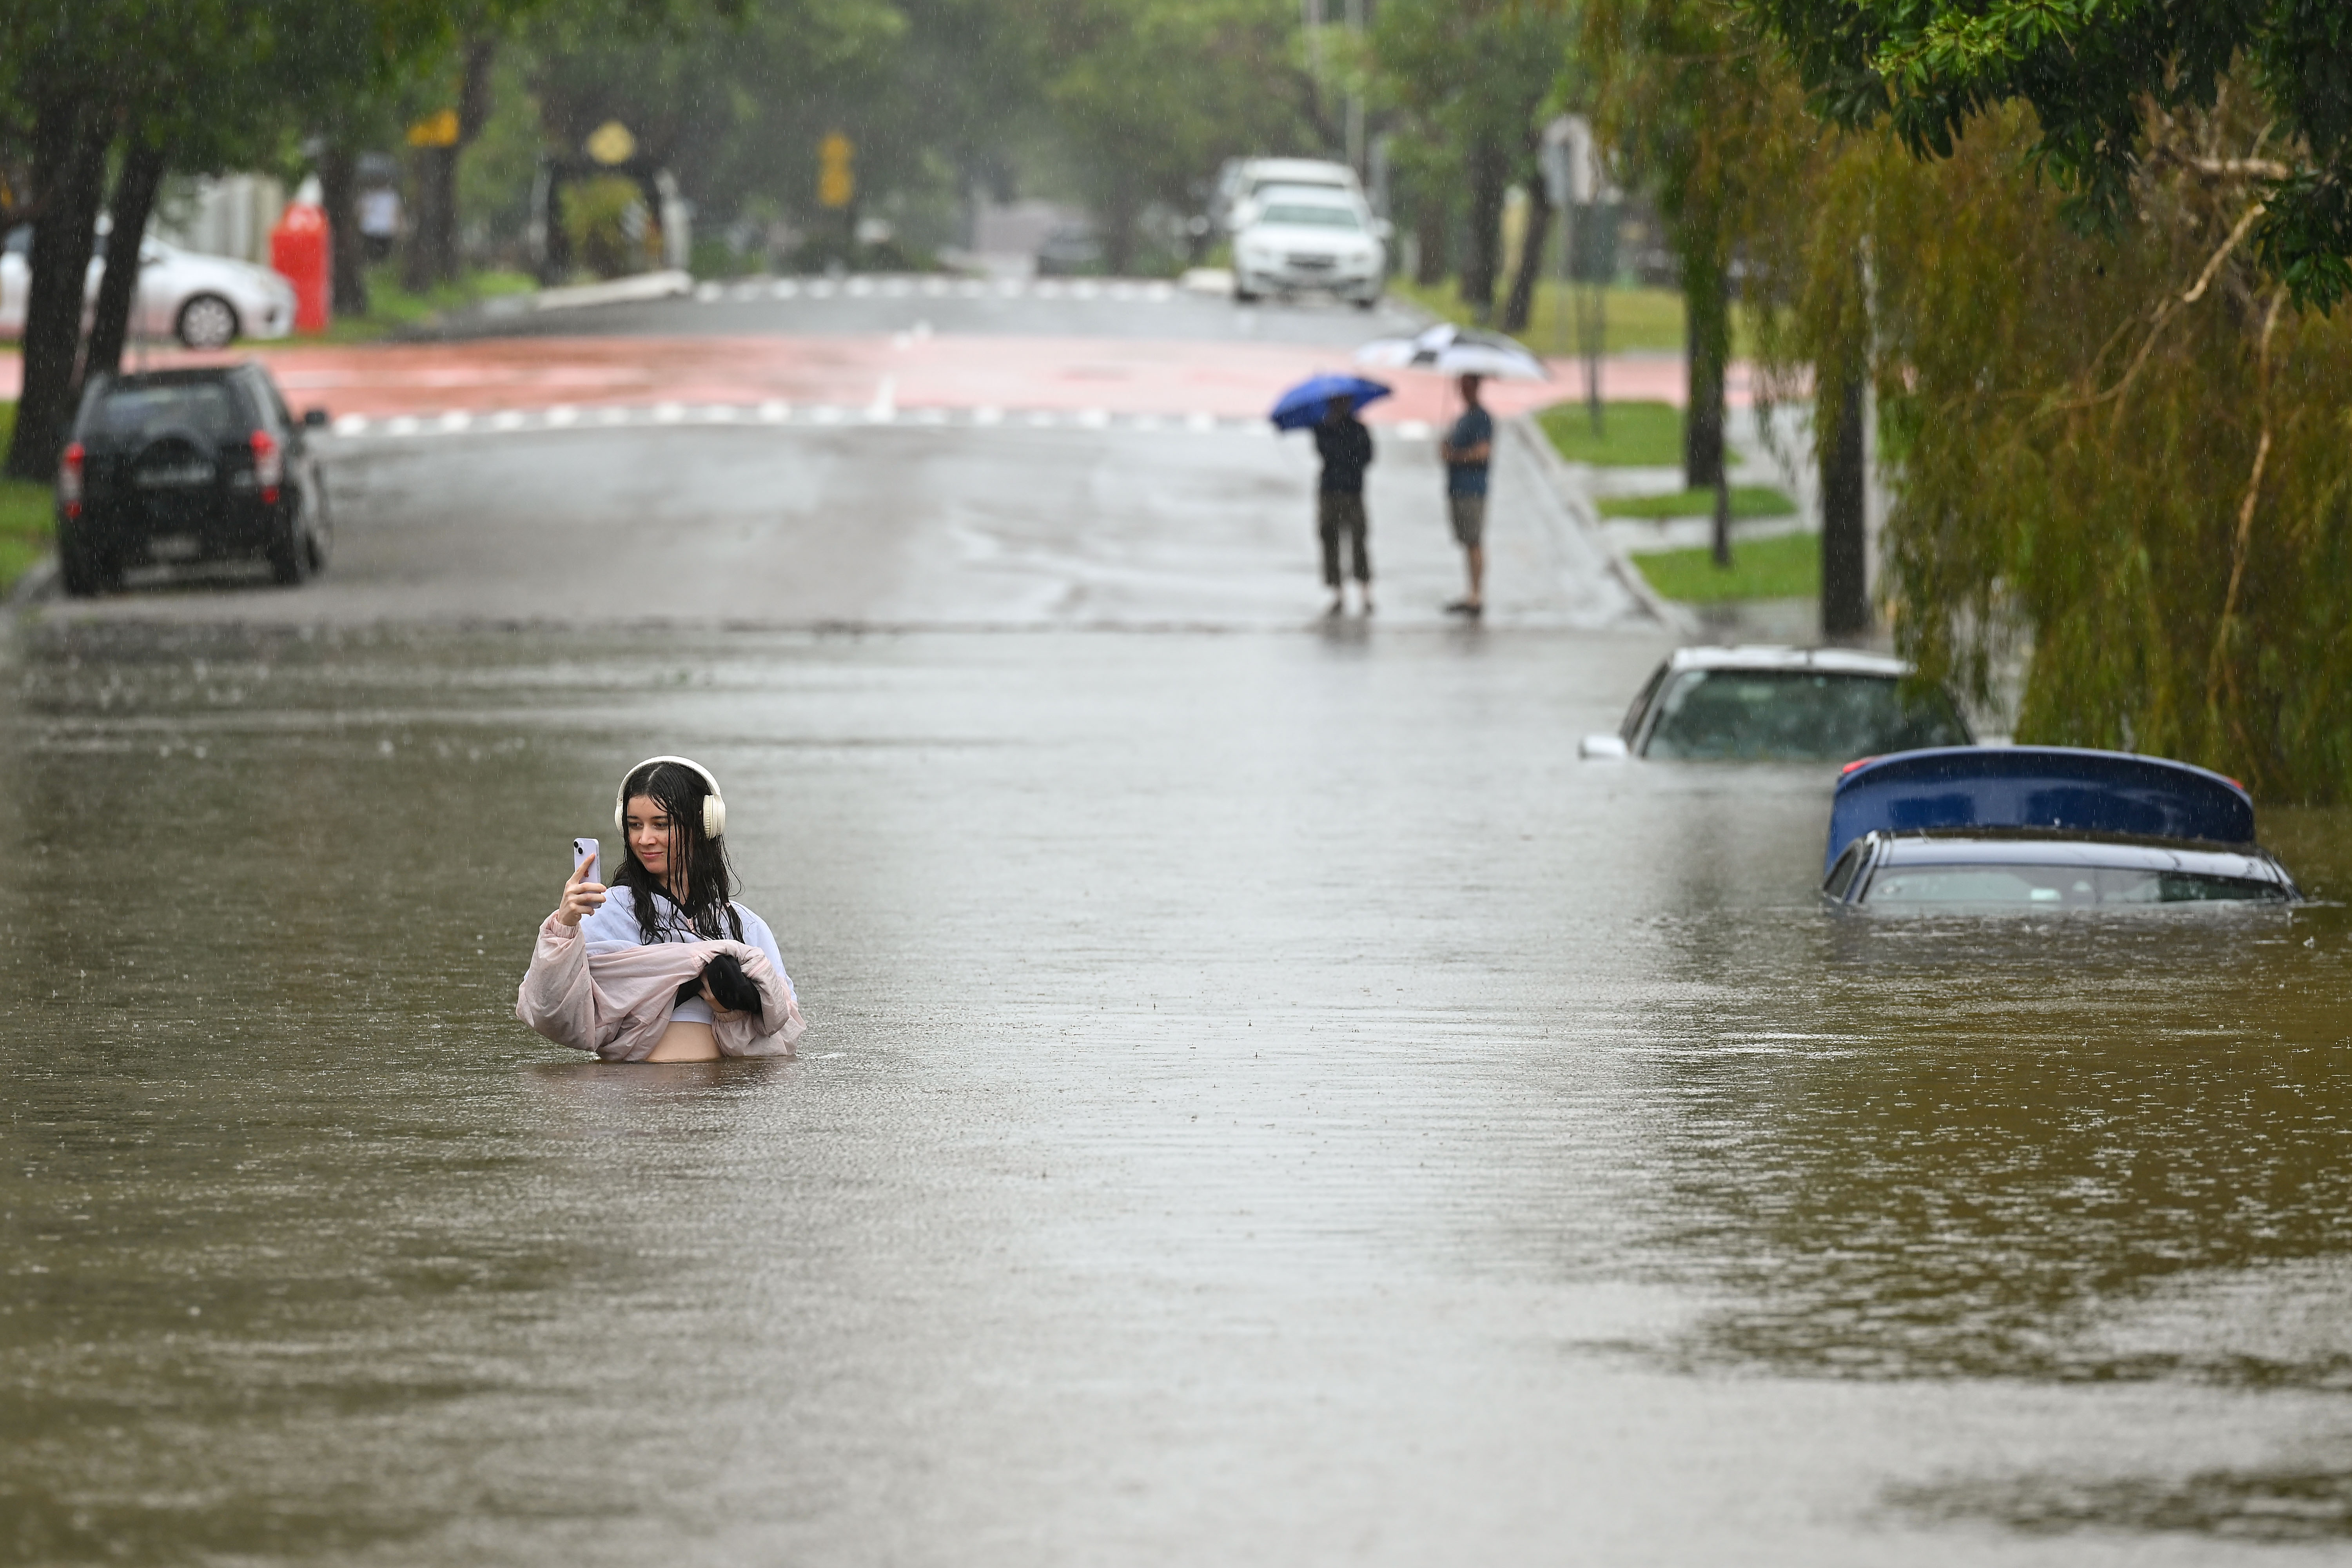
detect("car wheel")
[1234,288,1259,304]
[176,293,240,350]
[266,508,314,586]
[1352,294,1377,311]
[58,525,120,597]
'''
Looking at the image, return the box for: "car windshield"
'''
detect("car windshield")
[93,383,247,441]
[1643,670,1969,760]
[1259,205,1359,230]
[1863,864,2288,908]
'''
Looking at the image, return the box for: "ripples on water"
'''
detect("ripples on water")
[3,621,2349,1560]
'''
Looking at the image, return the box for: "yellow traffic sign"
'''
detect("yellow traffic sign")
[406,109,459,148]
[585,121,637,166]
[818,132,855,209]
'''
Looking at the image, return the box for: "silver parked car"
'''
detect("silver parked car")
[1581,646,1974,762]
[2,226,298,349]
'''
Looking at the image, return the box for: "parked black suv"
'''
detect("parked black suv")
[56,363,331,595]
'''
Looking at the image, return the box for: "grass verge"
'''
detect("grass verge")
[1536,400,1714,468]
[1631,530,1819,603]
[0,402,55,595]
[291,265,537,344]
[1598,485,1796,521]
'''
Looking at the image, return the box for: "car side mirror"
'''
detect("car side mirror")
[1372,218,1394,241]
[302,407,329,428]
[1579,733,1630,760]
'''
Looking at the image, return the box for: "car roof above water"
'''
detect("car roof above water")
[1873,831,2286,880]
[1665,645,1910,678]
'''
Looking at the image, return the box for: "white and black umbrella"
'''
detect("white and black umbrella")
[1354,322,1549,380]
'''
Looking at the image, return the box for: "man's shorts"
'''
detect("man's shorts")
[1448,494,1488,548]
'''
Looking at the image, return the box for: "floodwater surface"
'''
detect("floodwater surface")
[3,619,2350,1566]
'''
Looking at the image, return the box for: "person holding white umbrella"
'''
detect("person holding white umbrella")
[1439,373,1494,617]
[1354,324,1548,618]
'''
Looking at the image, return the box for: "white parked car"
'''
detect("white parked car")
[1216,158,1366,232]
[1,225,297,349]
[1230,184,1387,308]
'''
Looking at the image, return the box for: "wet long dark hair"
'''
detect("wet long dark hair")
[614,760,744,945]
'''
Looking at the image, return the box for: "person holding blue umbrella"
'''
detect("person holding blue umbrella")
[1271,373,1390,616]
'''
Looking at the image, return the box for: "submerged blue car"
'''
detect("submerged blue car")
[1822,747,2301,909]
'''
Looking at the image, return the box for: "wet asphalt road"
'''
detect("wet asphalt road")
[6,290,2352,1565]
[426,276,1429,345]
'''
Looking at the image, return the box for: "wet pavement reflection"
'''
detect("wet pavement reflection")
[4,618,2350,1564]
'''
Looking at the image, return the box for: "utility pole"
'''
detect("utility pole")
[1343,0,1365,176]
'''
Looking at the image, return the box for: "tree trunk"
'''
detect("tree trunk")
[402,37,497,290]
[1411,189,1449,287]
[403,146,456,290]
[1819,356,1869,637]
[319,141,370,318]
[4,101,111,483]
[1458,138,1508,319]
[1681,231,1728,491]
[1501,179,1550,334]
[83,140,168,386]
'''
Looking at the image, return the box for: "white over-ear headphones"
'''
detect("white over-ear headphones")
[615,755,728,840]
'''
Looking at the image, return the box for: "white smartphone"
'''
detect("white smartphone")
[572,837,600,882]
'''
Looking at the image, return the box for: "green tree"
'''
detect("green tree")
[1749,0,2352,308]
[1371,0,1576,328]
[1039,0,1326,272]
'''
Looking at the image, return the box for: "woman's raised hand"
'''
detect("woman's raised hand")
[556,856,608,927]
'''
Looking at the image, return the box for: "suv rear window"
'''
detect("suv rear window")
[89,382,249,442]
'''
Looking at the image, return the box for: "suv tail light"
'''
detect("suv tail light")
[58,442,84,518]
[250,428,281,504]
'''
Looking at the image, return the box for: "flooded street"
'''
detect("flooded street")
[6,616,2350,1564]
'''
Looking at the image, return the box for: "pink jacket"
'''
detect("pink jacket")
[515,913,807,1061]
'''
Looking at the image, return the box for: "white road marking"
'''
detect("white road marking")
[694,281,723,302]
[972,406,1003,426]
[546,405,578,426]
[653,402,686,424]
[438,411,472,432]
[334,414,369,435]
[490,409,526,431]
[757,401,789,422]
[770,279,799,299]
[867,377,897,421]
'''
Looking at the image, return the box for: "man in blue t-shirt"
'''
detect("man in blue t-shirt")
[1439,374,1494,617]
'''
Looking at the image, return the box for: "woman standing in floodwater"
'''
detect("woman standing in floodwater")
[522,756,804,1062]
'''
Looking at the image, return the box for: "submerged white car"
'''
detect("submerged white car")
[1,226,297,349]
[1230,185,1386,308]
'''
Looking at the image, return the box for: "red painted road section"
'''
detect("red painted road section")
[0,336,1756,421]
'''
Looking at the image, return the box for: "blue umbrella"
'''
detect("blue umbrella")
[1269,373,1392,430]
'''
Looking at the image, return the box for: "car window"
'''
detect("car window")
[1642,670,1969,760]
[1621,662,1669,739]
[1862,864,2288,908]
[4,226,27,257]
[253,374,295,432]
[1258,205,1360,230]
[89,383,249,442]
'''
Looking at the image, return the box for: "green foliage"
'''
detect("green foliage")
[1598,485,1794,520]
[1537,400,1693,466]
[0,402,54,594]
[1632,530,1820,601]
[1763,98,2352,800]
[1040,0,1324,268]
[1745,0,2352,309]
[561,174,655,278]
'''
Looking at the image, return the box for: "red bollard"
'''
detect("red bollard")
[270,198,331,333]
